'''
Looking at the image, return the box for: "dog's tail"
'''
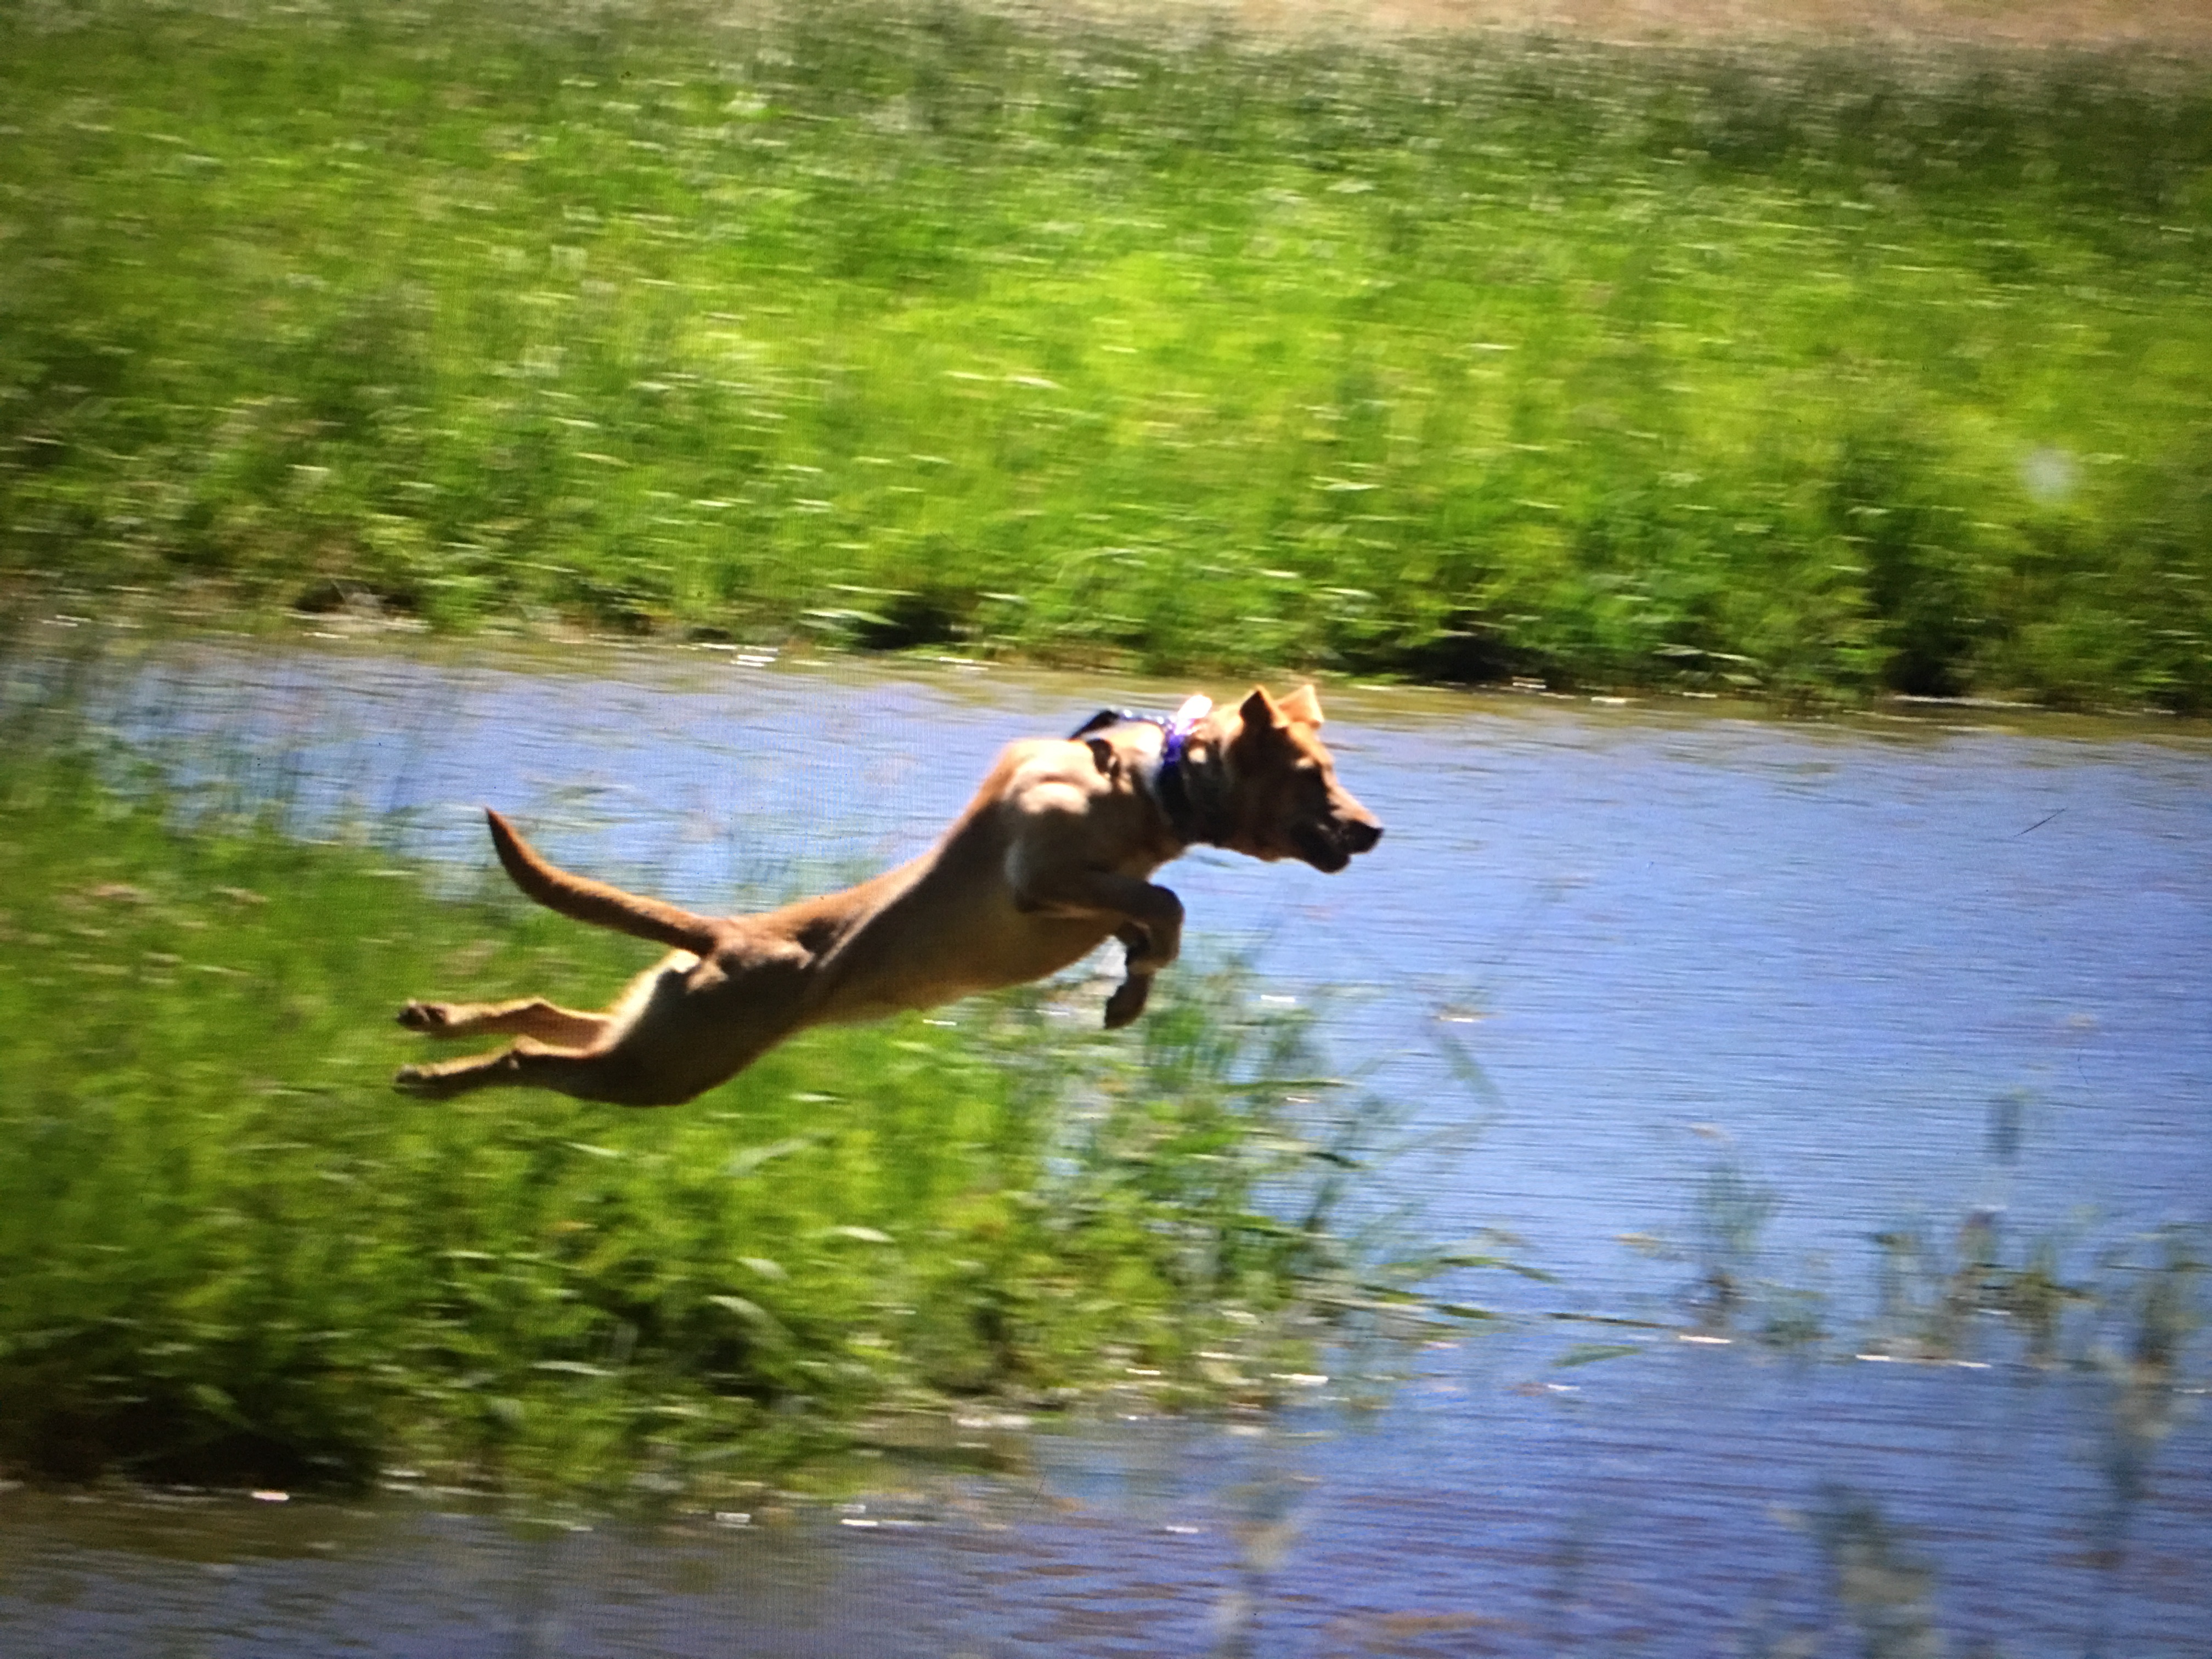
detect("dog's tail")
[484,809,723,957]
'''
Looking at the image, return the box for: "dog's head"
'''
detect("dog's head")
[1212,685,1383,873]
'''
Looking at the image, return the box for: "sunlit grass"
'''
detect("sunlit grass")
[4,1,2209,706]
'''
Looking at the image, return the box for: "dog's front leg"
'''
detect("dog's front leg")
[1009,860,1184,1029]
[1096,883,1183,1028]
[1104,924,1162,1029]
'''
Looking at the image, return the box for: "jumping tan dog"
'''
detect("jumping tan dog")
[393,685,1380,1107]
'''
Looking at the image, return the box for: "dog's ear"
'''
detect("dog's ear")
[1085,736,1121,779]
[1239,686,1287,732]
[1278,684,1324,727]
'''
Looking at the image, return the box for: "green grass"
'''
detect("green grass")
[4,1,2211,707]
[0,731,1451,1495]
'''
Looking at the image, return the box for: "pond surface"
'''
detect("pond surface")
[5,1351,2207,1656]
[5,632,2209,1655]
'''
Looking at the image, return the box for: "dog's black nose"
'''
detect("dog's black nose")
[1347,820,1383,854]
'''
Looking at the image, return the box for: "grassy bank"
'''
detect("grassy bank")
[4,1,2210,707]
[0,731,1449,1494]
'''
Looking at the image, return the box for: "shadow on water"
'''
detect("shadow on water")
[2,626,2208,1655]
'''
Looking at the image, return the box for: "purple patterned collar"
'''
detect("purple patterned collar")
[1065,695,1219,845]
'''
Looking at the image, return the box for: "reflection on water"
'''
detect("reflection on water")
[5,632,2209,1654]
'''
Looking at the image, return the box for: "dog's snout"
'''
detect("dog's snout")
[1346,819,1383,855]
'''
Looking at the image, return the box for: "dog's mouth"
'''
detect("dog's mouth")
[1294,817,1381,873]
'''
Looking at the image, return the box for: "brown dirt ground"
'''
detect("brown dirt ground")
[1112,0,2212,54]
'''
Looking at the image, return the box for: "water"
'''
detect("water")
[78,634,2212,1295]
[5,1358,2206,1655]
[5,631,2209,1655]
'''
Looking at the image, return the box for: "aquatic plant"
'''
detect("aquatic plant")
[1813,1486,1948,1659]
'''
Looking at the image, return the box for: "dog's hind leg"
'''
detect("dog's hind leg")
[393,955,787,1107]
[393,1033,747,1108]
[393,1038,668,1105]
[397,952,687,1050]
[398,997,610,1047]
[391,1045,535,1101]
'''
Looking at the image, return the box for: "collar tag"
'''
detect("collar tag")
[1161,694,1211,766]
[1154,694,1216,846]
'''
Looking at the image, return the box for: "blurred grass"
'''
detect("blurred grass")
[0,727,1451,1494]
[3,1,2210,707]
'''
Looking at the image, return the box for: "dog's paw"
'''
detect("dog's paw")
[393,1062,478,1101]
[1102,975,1152,1030]
[396,1001,451,1035]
